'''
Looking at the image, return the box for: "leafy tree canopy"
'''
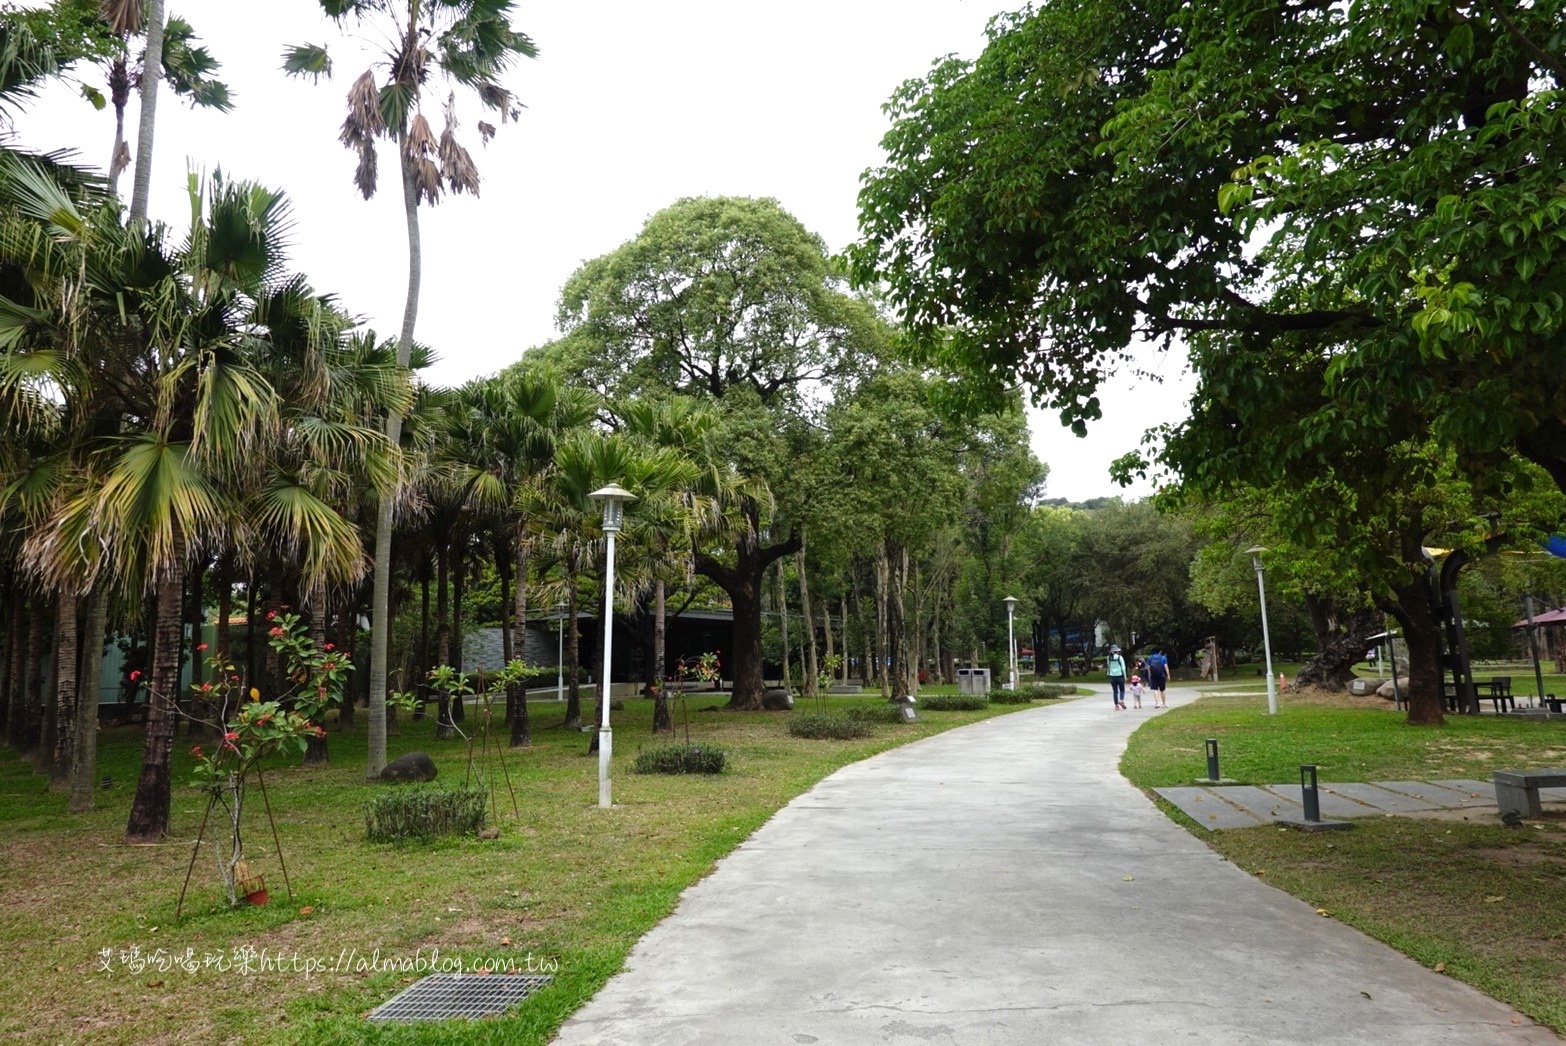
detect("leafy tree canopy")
[850,0,1566,489]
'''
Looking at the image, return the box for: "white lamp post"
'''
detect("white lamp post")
[1004,595,1019,691]
[589,482,636,808]
[1247,546,1277,716]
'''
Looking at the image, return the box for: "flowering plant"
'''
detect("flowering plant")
[676,650,722,687]
[265,610,354,723]
[184,610,340,906]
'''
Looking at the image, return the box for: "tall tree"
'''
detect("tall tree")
[285,0,537,777]
[849,0,1566,716]
[557,196,881,709]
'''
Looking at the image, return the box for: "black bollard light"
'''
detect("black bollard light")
[1206,738,1221,782]
[1301,764,1321,822]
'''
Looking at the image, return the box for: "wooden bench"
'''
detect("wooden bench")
[1492,768,1566,819]
[1483,677,1515,713]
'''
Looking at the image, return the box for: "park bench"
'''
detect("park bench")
[1483,677,1515,713]
[1492,768,1566,819]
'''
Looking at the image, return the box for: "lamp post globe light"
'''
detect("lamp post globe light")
[589,483,636,808]
[1004,595,1019,691]
[1247,546,1278,716]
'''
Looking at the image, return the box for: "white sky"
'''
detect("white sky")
[9,0,1193,502]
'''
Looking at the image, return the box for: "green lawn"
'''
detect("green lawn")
[1121,687,1566,1034]
[0,689,1049,1044]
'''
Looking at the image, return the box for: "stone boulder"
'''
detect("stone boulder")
[1348,678,1379,697]
[1375,678,1407,701]
[379,751,438,783]
[762,688,794,711]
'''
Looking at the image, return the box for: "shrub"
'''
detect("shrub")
[1021,682,1077,699]
[844,704,908,724]
[365,786,488,845]
[987,690,1036,705]
[920,694,989,711]
[633,744,727,775]
[788,712,874,739]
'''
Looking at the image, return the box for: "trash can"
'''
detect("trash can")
[956,667,991,695]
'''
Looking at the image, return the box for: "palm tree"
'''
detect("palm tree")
[285,0,537,779]
[615,396,733,731]
[441,369,594,744]
[85,4,231,197]
[522,428,703,730]
[120,0,164,223]
[0,167,380,841]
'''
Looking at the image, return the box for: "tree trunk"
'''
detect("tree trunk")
[1384,576,1444,726]
[49,592,80,791]
[127,0,165,225]
[886,542,911,702]
[509,533,532,747]
[652,577,672,733]
[6,585,25,748]
[127,551,185,842]
[450,544,466,724]
[366,131,424,779]
[434,541,455,739]
[565,555,582,729]
[37,595,57,771]
[212,555,233,738]
[69,587,109,813]
[875,552,890,698]
[797,546,818,700]
[20,604,43,752]
[776,560,791,690]
[1293,606,1380,691]
[695,501,800,711]
[910,555,922,695]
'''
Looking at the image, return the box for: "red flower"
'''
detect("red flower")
[129,670,141,681]
[190,745,203,758]
[313,726,327,738]
[323,643,334,652]
[268,626,284,637]
[196,643,208,652]
[266,610,277,620]
[322,661,336,671]
[224,731,239,742]
[200,682,213,693]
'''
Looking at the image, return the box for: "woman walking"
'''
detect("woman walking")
[1106,645,1128,710]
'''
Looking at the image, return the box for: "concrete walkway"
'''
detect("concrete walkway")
[554,686,1559,1045]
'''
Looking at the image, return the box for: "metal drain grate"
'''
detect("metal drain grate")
[366,973,553,1022]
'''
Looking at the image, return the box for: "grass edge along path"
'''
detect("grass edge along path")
[0,690,1070,1045]
[1120,686,1566,1036]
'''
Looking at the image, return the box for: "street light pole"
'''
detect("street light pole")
[1004,595,1019,691]
[589,483,636,808]
[1247,546,1277,715]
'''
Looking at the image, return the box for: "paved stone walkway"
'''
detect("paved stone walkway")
[553,685,1558,1045]
[1157,777,1566,830]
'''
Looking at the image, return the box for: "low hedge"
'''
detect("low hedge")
[844,704,908,724]
[633,744,727,774]
[1020,681,1078,699]
[987,690,1036,705]
[365,786,488,845]
[920,693,990,711]
[788,713,874,739]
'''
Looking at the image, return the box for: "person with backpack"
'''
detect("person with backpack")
[1105,645,1128,710]
[1146,647,1170,708]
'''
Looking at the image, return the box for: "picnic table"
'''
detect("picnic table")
[1442,677,1514,713]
